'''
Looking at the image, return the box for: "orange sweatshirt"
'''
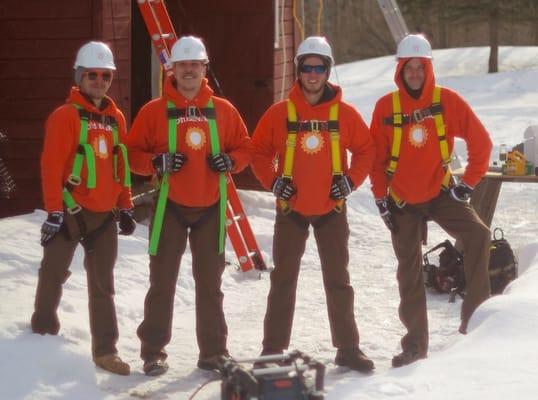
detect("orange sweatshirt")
[126,77,252,207]
[251,81,375,216]
[370,58,492,204]
[41,87,132,213]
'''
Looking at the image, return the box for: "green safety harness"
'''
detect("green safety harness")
[63,103,131,213]
[148,98,227,256]
[281,100,344,214]
[383,86,452,207]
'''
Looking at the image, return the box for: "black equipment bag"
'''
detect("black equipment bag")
[423,228,518,300]
[423,240,465,297]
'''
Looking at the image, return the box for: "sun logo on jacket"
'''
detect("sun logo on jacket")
[301,132,324,154]
[185,127,206,150]
[92,134,109,159]
[408,123,429,148]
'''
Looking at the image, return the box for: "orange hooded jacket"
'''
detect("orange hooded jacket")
[126,77,251,207]
[251,81,375,216]
[41,87,132,213]
[370,58,492,204]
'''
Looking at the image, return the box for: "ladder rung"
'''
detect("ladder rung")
[232,213,244,221]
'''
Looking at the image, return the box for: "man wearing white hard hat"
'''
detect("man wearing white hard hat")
[32,41,134,375]
[369,34,492,367]
[127,35,252,376]
[251,36,376,373]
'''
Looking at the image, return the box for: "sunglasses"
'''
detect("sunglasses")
[84,70,113,82]
[299,64,328,74]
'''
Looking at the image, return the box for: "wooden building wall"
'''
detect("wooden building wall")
[0,0,297,217]
[274,0,297,103]
[0,0,104,217]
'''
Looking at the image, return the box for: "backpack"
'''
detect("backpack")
[422,228,518,301]
[488,228,518,294]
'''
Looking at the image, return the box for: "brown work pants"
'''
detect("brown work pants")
[137,201,227,362]
[32,209,119,357]
[262,206,360,351]
[391,191,491,355]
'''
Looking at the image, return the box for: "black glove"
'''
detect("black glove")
[40,211,64,246]
[152,153,187,176]
[207,153,234,172]
[449,182,473,202]
[272,177,296,201]
[375,197,397,233]
[118,208,136,236]
[330,175,354,200]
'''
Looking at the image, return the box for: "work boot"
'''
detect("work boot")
[31,312,60,335]
[143,358,169,376]
[197,352,231,371]
[93,354,130,376]
[391,350,426,368]
[335,347,375,373]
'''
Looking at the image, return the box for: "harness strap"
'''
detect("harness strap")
[78,212,115,253]
[432,87,452,190]
[387,86,452,207]
[149,98,226,256]
[149,101,176,256]
[282,100,342,213]
[70,105,96,190]
[287,120,339,132]
[64,104,131,214]
[280,101,299,214]
[206,98,227,254]
[383,103,443,126]
[167,106,216,120]
[328,103,344,213]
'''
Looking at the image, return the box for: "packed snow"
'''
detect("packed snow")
[0,46,537,399]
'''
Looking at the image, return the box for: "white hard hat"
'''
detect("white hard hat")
[73,41,116,70]
[170,36,209,64]
[294,36,334,66]
[396,34,432,59]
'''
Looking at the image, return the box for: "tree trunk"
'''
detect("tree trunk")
[488,3,499,73]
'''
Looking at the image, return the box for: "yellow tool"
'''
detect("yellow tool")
[502,150,527,175]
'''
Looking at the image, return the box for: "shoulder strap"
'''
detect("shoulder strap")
[206,98,227,254]
[387,87,453,206]
[149,98,226,255]
[282,100,342,213]
[432,86,453,190]
[386,91,403,177]
[149,100,177,255]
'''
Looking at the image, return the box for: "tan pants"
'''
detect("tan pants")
[391,191,491,355]
[32,209,119,357]
[137,201,227,362]
[262,205,360,351]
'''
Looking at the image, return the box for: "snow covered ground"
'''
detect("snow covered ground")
[1,46,537,399]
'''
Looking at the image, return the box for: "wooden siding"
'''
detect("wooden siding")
[0,0,132,217]
[273,0,296,103]
[101,0,131,124]
[165,0,277,190]
[0,0,296,217]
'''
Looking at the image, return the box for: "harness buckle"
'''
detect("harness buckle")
[67,204,82,214]
[67,175,82,186]
[186,106,198,119]
[309,120,320,132]
[412,109,425,123]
